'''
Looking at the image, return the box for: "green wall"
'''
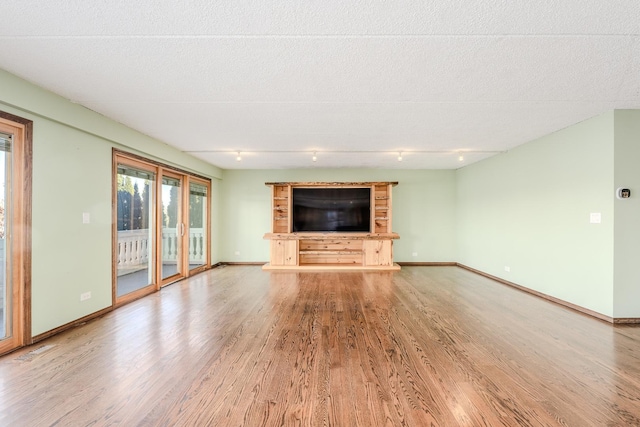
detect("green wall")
[220,169,457,263]
[1,69,222,336]
[613,110,640,318]
[3,67,639,338]
[456,112,616,316]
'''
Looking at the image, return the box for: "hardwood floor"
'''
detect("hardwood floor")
[1,266,639,426]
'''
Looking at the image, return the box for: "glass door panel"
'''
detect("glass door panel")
[116,165,156,298]
[188,181,208,271]
[0,132,11,343]
[161,174,183,282]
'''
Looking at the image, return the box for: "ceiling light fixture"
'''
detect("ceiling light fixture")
[458,155,464,161]
[236,151,242,161]
[312,151,317,162]
[397,151,403,161]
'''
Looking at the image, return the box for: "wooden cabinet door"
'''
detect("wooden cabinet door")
[270,240,298,266]
[363,240,392,266]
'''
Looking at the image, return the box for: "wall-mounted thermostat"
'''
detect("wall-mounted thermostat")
[616,188,631,199]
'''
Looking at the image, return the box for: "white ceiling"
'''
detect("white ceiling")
[1,1,639,169]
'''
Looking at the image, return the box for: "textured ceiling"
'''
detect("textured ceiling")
[1,1,639,169]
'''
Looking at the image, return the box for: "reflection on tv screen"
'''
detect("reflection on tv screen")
[292,188,371,232]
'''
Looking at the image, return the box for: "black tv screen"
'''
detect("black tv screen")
[292,188,371,232]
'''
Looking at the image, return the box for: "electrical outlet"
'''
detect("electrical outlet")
[234,251,240,256]
[412,252,418,257]
[504,266,511,272]
[82,212,90,224]
[80,292,91,301]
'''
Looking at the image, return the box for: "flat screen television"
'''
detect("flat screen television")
[292,187,371,232]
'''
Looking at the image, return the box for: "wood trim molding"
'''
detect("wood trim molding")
[397,262,457,267]
[0,110,33,349]
[31,306,113,344]
[223,262,267,266]
[613,318,640,324]
[112,148,212,182]
[455,263,625,324]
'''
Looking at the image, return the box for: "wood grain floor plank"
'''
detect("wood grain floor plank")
[1,266,640,426]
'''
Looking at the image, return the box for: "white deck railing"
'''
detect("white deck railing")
[116,228,205,273]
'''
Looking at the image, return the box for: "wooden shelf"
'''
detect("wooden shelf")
[263,263,401,271]
[266,181,398,187]
[265,232,399,240]
[299,250,364,255]
[265,182,399,270]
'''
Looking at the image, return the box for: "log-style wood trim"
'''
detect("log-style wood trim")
[264,232,400,240]
[265,181,398,186]
[386,183,393,234]
[286,184,292,233]
[456,263,617,323]
[31,306,113,344]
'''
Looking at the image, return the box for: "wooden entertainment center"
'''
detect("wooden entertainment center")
[263,182,400,271]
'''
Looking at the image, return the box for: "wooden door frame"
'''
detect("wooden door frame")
[185,176,212,275]
[112,154,159,307]
[0,111,33,356]
[158,169,186,286]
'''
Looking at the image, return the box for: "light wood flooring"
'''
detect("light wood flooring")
[1,266,639,426]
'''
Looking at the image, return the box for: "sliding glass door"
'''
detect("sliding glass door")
[188,179,208,272]
[0,132,12,347]
[161,173,184,283]
[113,151,212,305]
[115,162,156,300]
